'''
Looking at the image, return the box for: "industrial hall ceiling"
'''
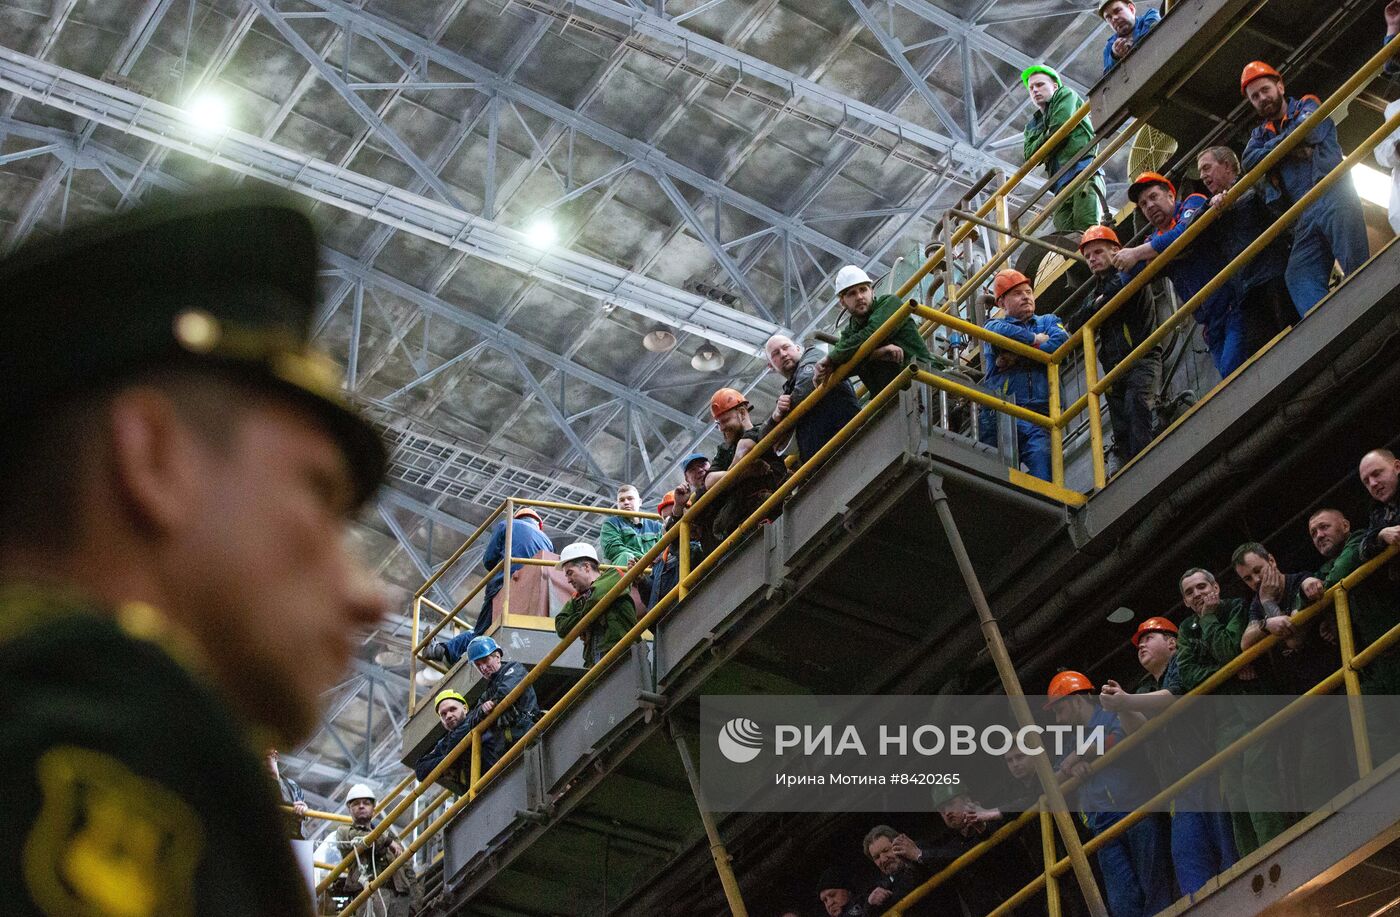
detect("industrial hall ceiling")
[0,0,1114,823]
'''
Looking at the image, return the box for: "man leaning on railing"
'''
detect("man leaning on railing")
[700,389,790,551]
[816,265,935,397]
[979,269,1068,482]
[1241,61,1370,316]
[554,542,641,667]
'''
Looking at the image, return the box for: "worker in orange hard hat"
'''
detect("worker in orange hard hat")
[697,386,788,552]
[1116,171,1251,379]
[1241,60,1368,315]
[1100,613,1239,896]
[978,269,1067,482]
[1047,668,1175,916]
[1065,222,1162,470]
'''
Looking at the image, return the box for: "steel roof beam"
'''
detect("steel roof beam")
[0,46,777,355]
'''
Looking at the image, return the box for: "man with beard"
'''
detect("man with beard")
[1099,0,1161,74]
[1241,61,1369,315]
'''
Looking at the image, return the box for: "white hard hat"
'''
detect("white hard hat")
[556,541,599,568]
[833,265,874,295]
[346,783,376,805]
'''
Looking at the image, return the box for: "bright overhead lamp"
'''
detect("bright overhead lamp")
[1106,606,1135,624]
[183,91,231,133]
[373,649,406,668]
[415,667,444,687]
[1352,163,1392,209]
[643,326,677,352]
[691,344,724,372]
[524,216,557,248]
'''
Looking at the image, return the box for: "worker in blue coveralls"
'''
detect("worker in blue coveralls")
[1100,0,1161,74]
[1048,671,1175,917]
[1241,60,1369,316]
[980,269,1067,482]
[1113,172,1249,379]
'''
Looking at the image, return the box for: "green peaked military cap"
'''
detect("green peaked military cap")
[0,190,387,508]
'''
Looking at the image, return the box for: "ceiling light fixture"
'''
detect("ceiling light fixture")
[1106,606,1135,624]
[691,344,724,372]
[643,326,677,352]
[415,667,444,687]
[373,649,406,668]
[1352,163,1392,209]
[524,216,557,248]
[183,91,231,134]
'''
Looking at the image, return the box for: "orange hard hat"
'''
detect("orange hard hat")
[514,507,543,523]
[1078,224,1122,252]
[709,387,752,420]
[1127,171,1176,205]
[1044,670,1095,708]
[1131,616,1179,647]
[657,490,676,512]
[1240,61,1282,96]
[992,269,1032,301]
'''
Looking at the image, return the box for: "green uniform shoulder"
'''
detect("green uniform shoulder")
[0,585,311,917]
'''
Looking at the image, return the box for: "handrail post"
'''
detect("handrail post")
[678,521,691,601]
[670,724,750,917]
[1081,327,1107,489]
[409,596,421,712]
[928,483,1107,917]
[1334,589,1374,778]
[501,499,515,625]
[469,731,482,801]
[1041,808,1064,917]
[1047,362,1065,488]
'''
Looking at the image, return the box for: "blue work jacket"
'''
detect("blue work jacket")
[1102,8,1161,73]
[982,312,1068,407]
[1242,95,1352,212]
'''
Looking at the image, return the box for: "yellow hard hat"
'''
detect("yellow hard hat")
[434,689,467,712]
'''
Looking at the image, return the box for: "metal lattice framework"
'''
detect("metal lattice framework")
[0,0,1106,829]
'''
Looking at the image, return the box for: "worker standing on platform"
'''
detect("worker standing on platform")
[1114,172,1250,378]
[268,748,310,840]
[1241,61,1369,316]
[1359,449,1400,563]
[816,265,934,397]
[1046,671,1174,917]
[764,332,861,462]
[1101,618,1239,895]
[1174,568,1292,856]
[1100,1,1161,74]
[555,542,639,667]
[1021,65,1102,235]
[816,866,869,917]
[1197,146,1295,347]
[862,825,954,914]
[327,784,418,917]
[1067,225,1162,470]
[701,389,789,549]
[981,269,1068,482]
[600,484,662,605]
[0,194,389,916]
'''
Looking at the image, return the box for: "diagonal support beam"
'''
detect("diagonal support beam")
[504,350,611,483]
[0,46,778,355]
[845,0,966,141]
[248,0,464,208]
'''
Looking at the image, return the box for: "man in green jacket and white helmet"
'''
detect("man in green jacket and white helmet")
[1021,64,1102,236]
[554,542,639,667]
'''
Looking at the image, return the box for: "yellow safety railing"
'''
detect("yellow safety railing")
[406,498,661,714]
[326,32,1400,914]
[889,540,1400,916]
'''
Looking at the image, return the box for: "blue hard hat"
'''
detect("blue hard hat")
[682,452,708,470]
[465,635,501,663]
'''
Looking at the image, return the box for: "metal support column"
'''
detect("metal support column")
[1334,589,1374,777]
[928,479,1108,917]
[669,724,750,917]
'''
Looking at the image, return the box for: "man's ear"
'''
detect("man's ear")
[106,387,210,536]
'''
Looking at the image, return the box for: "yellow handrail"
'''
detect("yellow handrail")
[341,33,1400,913]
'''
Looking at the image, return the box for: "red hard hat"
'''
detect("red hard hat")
[1078,225,1122,252]
[1127,171,1176,205]
[709,387,753,420]
[657,490,676,512]
[1240,61,1282,96]
[1044,670,1095,708]
[992,269,1032,301]
[1131,616,1179,647]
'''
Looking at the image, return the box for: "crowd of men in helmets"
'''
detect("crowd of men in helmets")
[791,446,1400,917]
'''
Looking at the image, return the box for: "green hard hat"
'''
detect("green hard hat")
[1020,65,1062,87]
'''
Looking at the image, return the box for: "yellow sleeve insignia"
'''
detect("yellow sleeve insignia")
[23,746,204,917]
